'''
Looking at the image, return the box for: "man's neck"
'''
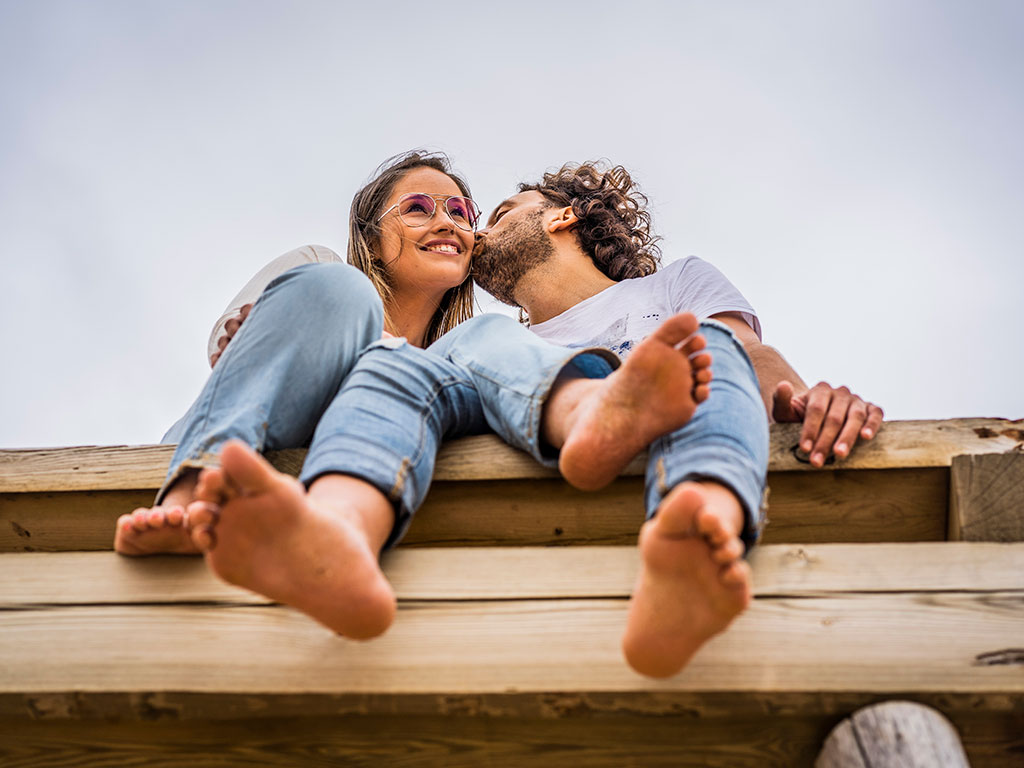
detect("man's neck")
[516,259,618,326]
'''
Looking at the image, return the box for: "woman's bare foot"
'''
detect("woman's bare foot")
[622,481,751,678]
[113,470,201,556]
[556,313,712,490]
[189,440,397,640]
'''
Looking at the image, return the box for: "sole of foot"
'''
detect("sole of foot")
[192,440,396,640]
[559,312,712,491]
[113,472,200,556]
[622,482,751,678]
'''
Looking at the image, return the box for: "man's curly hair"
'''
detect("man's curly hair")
[519,161,661,280]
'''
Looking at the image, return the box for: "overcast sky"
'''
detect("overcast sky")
[1,0,1021,449]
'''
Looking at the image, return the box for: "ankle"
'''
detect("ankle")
[308,474,395,554]
[542,376,600,448]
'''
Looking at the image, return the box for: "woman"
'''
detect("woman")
[114,150,708,640]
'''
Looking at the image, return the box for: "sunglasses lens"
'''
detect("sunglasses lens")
[397,194,436,226]
[446,197,479,230]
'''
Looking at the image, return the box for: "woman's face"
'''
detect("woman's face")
[376,167,474,297]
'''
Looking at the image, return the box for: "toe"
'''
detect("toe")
[186,500,220,530]
[721,560,751,589]
[147,508,166,528]
[191,524,216,553]
[130,509,151,532]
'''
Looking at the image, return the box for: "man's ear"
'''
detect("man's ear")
[547,206,578,233]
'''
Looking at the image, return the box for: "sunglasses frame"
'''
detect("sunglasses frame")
[376,193,481,232]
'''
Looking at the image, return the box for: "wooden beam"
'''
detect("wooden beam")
[0,468,950,552]
[1,592,1021,703]
[2,419,1021,493]
[2,543,1022,607]
[2,711,1019,768]
[949,453,1024,542]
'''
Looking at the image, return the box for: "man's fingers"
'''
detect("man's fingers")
[862,404,884,439]
[225,317,241,335]
[798,383,831,453]
[217,334,229,351]
[240,303,253,318]
[810,386,852,465]
[833,399,869,458]
[772,380,797,422]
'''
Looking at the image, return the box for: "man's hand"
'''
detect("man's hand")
[209,303,253,368]
[773,380,884,467]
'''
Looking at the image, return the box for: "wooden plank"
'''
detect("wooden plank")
[2,543,1022,607]
[816,701,971,768]
[0,469,949,553]
[1,710,1019,768]
[1,593,1021,701]
[2,419,1022,493]
[760,469,948,545]
[950,453,1024,542]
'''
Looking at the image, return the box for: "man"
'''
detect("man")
[470,161,882,676]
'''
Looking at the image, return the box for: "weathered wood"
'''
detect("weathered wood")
[816,701,971,767]
[2,419,1022,493]
[3,710,1020,768]
[950,453,1024,542]
[2,592,1021,704]
[2,543,1022,607]
[0,469,950,552]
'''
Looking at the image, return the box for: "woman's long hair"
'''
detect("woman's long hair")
[348,150,475,345]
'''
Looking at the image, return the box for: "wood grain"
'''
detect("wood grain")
[950,453,1024,542]
[816,701,971,767]
[2,419,1022,493]
[2,710,1020,768]
[0,469,950,552]
[2,593,1021,700]
[2,543,1022,606]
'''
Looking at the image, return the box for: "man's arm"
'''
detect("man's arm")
[711,312,884,467]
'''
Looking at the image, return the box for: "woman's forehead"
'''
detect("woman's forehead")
[390,167,462,200]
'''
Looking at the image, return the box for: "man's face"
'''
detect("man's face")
[472,191,555,306]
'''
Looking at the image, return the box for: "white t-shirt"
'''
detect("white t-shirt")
[530,256,760,358]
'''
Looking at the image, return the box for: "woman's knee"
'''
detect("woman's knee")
[268,259,383,325]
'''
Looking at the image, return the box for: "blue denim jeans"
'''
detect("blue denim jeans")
[159,263,616,536]
[162,262,767,551]
[307,318,767,550]
[645,320,769,550]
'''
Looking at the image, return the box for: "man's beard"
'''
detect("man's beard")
[472,209,555,306]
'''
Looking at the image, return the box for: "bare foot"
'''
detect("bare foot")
[113,470,201,556]
[622,481,751,678]
[190,440,396,640]
[557,312,712,490]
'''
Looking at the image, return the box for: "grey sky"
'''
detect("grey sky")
[1,0,1021,448]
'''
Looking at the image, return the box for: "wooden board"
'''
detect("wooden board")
[2,419,1022,493]
[2,711,1020,768]
[950,453,1024,542]
[0,468,950,552]
[2,543,1022,606]
[2,592,1022,702]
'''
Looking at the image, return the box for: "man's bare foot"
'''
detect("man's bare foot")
[113,470,201,556]
[557,313,712,490]
[622,481,751,678]
[189,440,396,640]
